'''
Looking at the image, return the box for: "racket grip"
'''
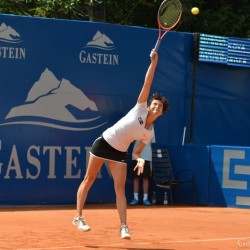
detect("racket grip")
[154,39,161,52]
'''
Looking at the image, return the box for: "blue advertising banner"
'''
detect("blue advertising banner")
[1,14,250,207]
[209,146,250,208]
[0,14,193,205]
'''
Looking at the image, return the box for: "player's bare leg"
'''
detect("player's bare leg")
[108,160,131,239]
[73,154,104,232]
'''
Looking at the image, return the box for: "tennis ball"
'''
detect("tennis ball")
[191,7,199,15]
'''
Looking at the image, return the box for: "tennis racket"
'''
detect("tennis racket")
[154,0,182,52]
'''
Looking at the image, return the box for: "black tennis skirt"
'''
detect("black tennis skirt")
[90,136,128,163]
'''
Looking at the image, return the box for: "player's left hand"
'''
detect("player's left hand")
[134,158,145,176]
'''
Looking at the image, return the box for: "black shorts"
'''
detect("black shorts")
[90,136,128,163]
[131,160,151,178]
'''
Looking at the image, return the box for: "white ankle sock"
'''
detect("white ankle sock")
[134,193,139,200]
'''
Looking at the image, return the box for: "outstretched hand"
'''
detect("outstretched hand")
[133,158,145,176]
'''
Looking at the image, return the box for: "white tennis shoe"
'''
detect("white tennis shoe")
[72,216,91,232]
[120,224,131,239]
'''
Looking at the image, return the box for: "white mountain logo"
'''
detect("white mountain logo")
[85,31,115,50]
[79,31,118,65]
[1,68,107,131]
[0,23,22,43]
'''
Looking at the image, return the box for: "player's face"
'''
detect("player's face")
[148,99,163,116]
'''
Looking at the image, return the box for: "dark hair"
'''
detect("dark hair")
[148,93,170,114]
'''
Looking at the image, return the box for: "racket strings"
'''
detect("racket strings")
[158,0,182,29]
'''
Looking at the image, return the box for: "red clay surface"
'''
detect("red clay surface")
[1,204,250,250]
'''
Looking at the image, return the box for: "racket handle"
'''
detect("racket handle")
[154,39,161,52]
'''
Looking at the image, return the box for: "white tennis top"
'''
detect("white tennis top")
[103,102,154,152]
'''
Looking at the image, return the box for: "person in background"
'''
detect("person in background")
[129,137,155,206]
[72,50,170,239]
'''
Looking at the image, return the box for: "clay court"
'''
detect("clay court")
[1,204,250,250]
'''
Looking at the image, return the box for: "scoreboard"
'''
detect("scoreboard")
[198,33,250,68]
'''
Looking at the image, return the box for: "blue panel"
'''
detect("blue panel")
[209,146,250,208]
[192,62,250,146]
[167,144,210,205]
[151,144,210,205]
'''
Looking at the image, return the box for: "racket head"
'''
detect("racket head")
[157,0,182,30]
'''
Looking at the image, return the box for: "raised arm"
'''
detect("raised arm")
[137,50,159,104]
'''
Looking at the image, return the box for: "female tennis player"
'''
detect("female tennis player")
[73,50,170,239]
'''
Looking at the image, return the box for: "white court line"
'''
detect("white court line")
[165,236,250,243]
[17,236,250,250]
